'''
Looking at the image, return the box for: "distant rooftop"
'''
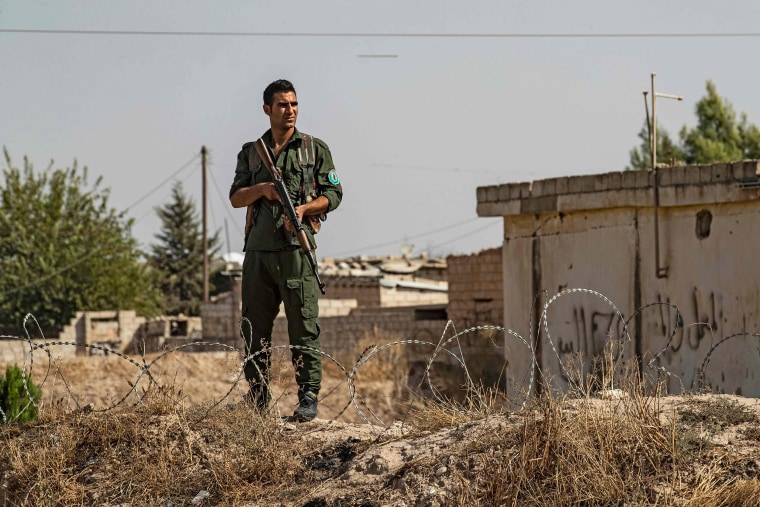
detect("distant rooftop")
[320,254,447,278]
[218,253,448,280]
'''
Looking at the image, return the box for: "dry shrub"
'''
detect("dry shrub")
[397,379,510,437]
[742,425,760,442]
[443,350,760,506]
[0,382,308,506]
[674,395,758,461]
[683,466,760,507]
[398,395,482,436]
[449,373,679,506]
[678,396,757,432]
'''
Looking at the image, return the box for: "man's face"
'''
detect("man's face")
[264,91,298,131]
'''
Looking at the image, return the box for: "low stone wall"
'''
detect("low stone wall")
[321,277,382,307]
[263,305,447,358]
[0,338,76,365]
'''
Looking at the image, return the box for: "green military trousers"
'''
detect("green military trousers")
[241,248,322,395]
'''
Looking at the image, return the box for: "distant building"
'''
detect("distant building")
[200,254,451,360]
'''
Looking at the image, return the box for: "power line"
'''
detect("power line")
[330,217,494,257]
[125,153,200,213]
[206,159,244,238]
[133,163,201,230]
[373,163,503,175]
[3,28,760,38]
[427,219,501,251]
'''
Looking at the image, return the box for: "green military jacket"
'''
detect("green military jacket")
[230,128,343,251]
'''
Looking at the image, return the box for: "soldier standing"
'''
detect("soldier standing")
[229,79,343,421]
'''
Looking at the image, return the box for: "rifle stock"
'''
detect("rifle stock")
[253,138,326,295]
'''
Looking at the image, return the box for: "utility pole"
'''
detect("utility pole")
[202,145,209,302]
[646,73,682,279]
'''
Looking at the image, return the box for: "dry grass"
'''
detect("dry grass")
[0,384,307,506]
[2,336,760,506]
[447,381,674,505]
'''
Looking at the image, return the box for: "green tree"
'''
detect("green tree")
[629,80,760,168]
[628,122,686,170]
[0,365,42,423]
[147,181,220,316]
[680,81,760,163]
[0,149,161,333]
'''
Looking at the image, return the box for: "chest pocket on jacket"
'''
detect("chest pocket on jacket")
[251,162,267,184]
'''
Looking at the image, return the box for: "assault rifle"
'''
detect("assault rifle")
[253,138,326,294]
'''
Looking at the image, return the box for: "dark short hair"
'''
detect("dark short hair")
[263,79,296,106]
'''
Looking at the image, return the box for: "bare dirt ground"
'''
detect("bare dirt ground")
[3,351,760,506]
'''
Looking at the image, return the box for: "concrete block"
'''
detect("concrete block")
[731,161,745,181]
[477,200,520,217]
[581,175,597,193]
[486,186,499,202]
[684,166,702,185]
[634,170,651,188]
[607,172,622,190]
[593,175,609,192]
[545,178,558,195]
[700,165,714,184]
[534,178,557,197]
[498,184,513,202]
[476,186,490,203]
[670,165,686,186]
[621,170,637,189]
[555,176,569,195]
[531,179,546,197]
[521,195,558,214]
[509,183,524,200]
[711,163,729,183]
[568,176,583,194]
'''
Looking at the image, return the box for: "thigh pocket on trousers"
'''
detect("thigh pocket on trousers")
[286,278,318,320]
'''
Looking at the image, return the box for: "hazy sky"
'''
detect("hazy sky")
[3,1,760,260]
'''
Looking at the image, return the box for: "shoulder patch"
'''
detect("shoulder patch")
[328,169,340,185]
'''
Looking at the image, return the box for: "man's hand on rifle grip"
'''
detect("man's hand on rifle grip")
[283,205,305,233]
[258,182,281,203]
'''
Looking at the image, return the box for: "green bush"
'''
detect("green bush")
[0,364,42,423]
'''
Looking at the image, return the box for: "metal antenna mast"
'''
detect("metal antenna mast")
[647,73,682,279]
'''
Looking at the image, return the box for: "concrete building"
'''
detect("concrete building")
[477,160,760,396]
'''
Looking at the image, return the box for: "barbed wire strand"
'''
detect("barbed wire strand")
[1,288,753,425]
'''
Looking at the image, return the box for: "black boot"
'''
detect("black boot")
[293,391,318,422]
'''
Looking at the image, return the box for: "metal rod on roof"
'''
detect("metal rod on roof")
[649,73,683,279]
[643,91,652,154]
